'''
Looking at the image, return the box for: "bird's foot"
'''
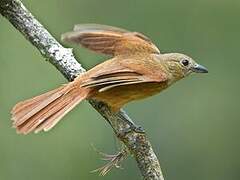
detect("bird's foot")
[116,124,145,139]
[132,125,145,134]
[116,111,145,136]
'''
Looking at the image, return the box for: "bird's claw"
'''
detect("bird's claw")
[117,125,145,138]
[133,125,145,134]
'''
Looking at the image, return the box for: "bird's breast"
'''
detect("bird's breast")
[90,81,169,111]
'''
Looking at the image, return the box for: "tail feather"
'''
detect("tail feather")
[11,84,88,134]
[34,94,83,133]
[12,87,62,122]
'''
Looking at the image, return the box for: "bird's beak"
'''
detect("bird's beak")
[191,64,208,73]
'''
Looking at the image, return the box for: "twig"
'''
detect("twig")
[0,0,164,179]
[91,144,128,176]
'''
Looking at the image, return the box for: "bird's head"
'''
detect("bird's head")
[160,53,208,81]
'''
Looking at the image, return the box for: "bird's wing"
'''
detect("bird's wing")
[61,24,160,56]
[81,71,145,92]
[81,58,167,92]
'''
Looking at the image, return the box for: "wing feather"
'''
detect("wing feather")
[81,77,140,88]
[61,24,160,55]
[98,80,143,92]
[73,24,128,33]
[81,70,153,92]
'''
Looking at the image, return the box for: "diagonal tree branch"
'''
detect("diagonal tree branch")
[0,0,164,179]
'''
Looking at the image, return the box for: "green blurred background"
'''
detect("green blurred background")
[1,0,240,179]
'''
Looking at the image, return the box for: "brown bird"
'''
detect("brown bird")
[11,24,208,134]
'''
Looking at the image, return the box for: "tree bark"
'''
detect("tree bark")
[0,0,165,179]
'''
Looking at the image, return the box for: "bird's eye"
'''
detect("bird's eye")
[181,59,189,66]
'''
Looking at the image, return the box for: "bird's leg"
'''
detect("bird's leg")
[91,145,129,176]
[90,100,145,135]
[117,110,145,135]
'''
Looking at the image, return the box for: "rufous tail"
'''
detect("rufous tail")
[11,83,89,134]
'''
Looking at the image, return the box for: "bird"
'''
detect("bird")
[11,24,208,134]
